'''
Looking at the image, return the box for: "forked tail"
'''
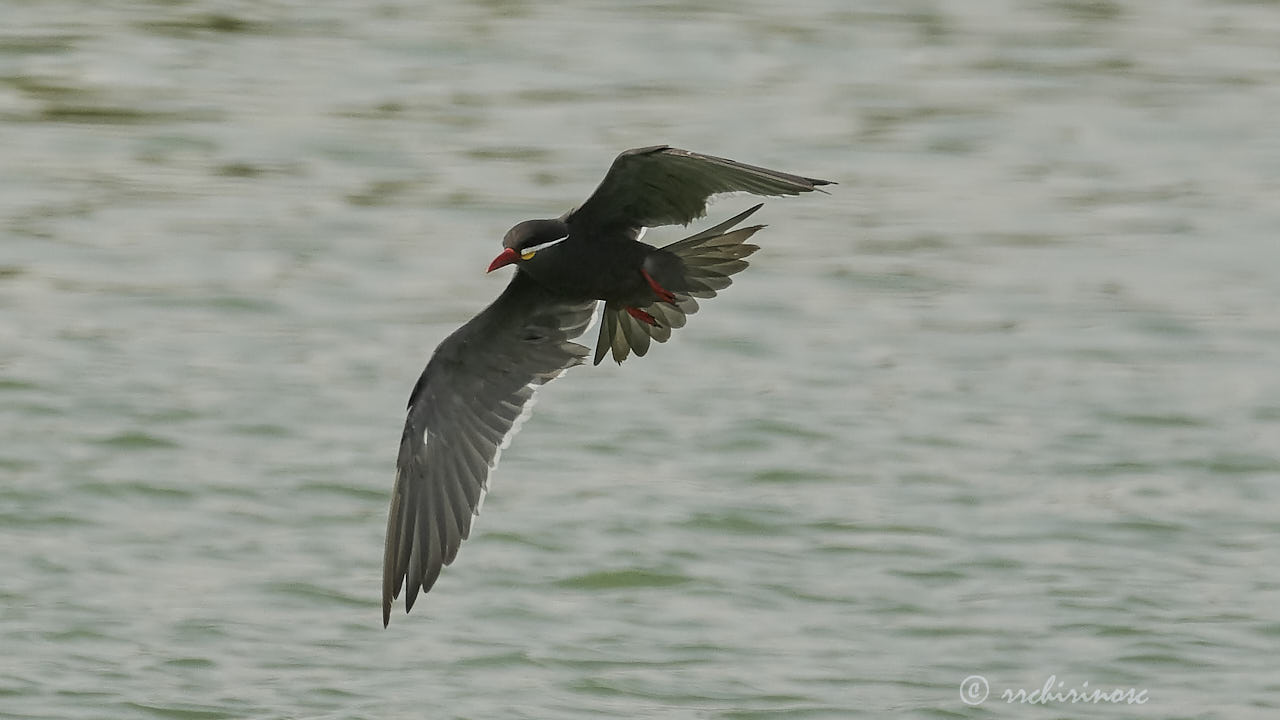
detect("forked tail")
[593,204,765,365]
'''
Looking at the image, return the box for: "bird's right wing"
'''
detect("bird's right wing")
[567,145,832,232]
[383,272,596,626]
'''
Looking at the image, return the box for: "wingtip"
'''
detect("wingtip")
[809,178,836,194]
[626,144,670,158]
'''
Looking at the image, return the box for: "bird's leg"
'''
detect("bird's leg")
[625,306,660,327]
[641,268,677,304]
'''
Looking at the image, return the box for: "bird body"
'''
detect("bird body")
[512,228,662,304]
[382,145,831,625]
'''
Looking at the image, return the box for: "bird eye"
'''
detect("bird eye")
[520,250,536,261]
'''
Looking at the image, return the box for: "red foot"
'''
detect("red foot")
[625,306,659,327]
[641,269,677,304]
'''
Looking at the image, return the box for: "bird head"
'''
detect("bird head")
[488,219,570,272]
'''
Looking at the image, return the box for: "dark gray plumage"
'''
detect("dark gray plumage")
[382,273,595,626]
[592,204,766,365]
[383,146,831,624]
[568,145,829,231]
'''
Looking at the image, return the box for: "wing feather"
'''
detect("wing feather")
[568,145,832,232]
[383,272,596,625]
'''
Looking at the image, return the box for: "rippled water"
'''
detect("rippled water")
[3,1,1279,718]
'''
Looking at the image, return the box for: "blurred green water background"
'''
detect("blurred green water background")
[2,1,1279,718]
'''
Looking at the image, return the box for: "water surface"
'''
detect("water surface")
[3,1,1279,718]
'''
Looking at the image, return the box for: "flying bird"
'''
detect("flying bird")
[382,145,832,625]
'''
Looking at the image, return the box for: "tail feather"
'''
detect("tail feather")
[592,205,764,365]
[620,311,652,356]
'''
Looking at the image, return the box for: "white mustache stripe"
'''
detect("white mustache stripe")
[523,235,569,254]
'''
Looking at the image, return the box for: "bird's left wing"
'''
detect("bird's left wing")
[567,145,832,233]
[382,271,596,625]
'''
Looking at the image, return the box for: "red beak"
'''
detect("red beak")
[487,247,519,273]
